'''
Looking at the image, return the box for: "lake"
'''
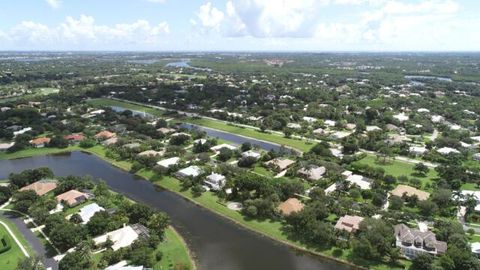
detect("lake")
[0,152,351,270]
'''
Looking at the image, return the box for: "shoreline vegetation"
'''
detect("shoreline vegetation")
[0,146,408,270]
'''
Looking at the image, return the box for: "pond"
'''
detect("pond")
[0,152,351,270]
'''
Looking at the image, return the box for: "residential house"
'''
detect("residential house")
[78,203,105,224]
[211,143,237,153]
[56,189,89,207]
[278,198,304,216]
[0,142,14,151]
[156,157,180,169]
[297,166,326,181]
[137,150,164,157]
[176,166,203,179]
[204,173,226,191]
[157,127,176,135]
[63,133,85,144]
[409,146,427,156]
[241,150,261,160]
[473,153,480,161]
[102,137,118,146]
[265,158,295,172]
[437,147,460,155]
[93,224,149,251]
[20,179,57,196]
[394,224,447,258]
[471,242,480,257]
[94,131,116,141]
[342,171,371,190]
[29,137,51,148]
[105,261,147,270]
[391,185,430,201]
[335,215,364,233]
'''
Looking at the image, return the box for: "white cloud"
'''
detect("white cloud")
[0,15,170,50]
[45,0,61,9]
[195,2,225,30]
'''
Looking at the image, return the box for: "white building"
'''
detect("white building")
[210,144,237,153]
[204,173,226,191]
[437,147,460,155]
[342,171,371,190]
[176,166,203,179]
[241,150,261,160]
[156,157,180,169]
[78,203,104,224]
[93,224,147,251]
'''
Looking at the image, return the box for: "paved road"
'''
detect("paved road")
[0,212,58,270]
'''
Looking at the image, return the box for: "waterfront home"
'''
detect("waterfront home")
[63,133,85,144]
[176,166,203,179]
[94,130,116,141]
[20,179,57,196]
[0,142,14,151]
[156,157,180,169]
[241,150,261,160]
[335,215,364,233]
[391,185,430,201]
[278,198,304,216]
[102,137,118,146]
[297,166,326,181]
[265,158,295,172]
[93,224,149,251]
[473,153,480,161]
[29,137,51,148]
[78,203,105,224]
[366,125,381,132]
[204,173,226,190]
[211,143,237,153]
[123,142,141,149]
[56,189,89,207]
[137,150,164,157]
[394,224,447,258]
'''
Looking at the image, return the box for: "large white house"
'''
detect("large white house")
[78,203,104,224]
[204,173,226,190]
[176,166,203,179]
[156,157,180,169]
[93,224,148,251]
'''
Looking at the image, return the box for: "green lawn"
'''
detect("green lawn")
[0,217,33,270]
[354,154,438,190]
[0,146,80,160]
[87,98,164,117]
[461,183,480,191]
[155,226,195,270]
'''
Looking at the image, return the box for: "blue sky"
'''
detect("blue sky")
[0,0,478,51]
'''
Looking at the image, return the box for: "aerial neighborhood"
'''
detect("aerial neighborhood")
[1,52,480,270]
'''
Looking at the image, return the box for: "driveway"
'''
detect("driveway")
[0,212,58,270]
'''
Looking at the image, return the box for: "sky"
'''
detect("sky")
[0,0,478,51]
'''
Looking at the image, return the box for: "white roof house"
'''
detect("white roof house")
[211,144,237,153]
[342,171,371,190]
[409,146,427,155]
[437,147,460,155]
[13,127,32,137]
[0,142,14,151]
[324,120,336,127]
[241,150,261,160]
[302,116,317,123]
[431,115,444,123]
[156,157,180,168]
[78,203,104,224]
[417,108,430,113]
[287,123,301,129]
[93,225,140,251]
[204,173,226,191]
[393,113,409,122]
[366,125,381,132]
[176,166,203,178]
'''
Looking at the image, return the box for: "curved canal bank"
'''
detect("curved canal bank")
[0,152,353,270]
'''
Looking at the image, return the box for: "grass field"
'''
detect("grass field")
[354,154,438,190]
[0,87,59,104]
[0,217,33,270]
[155,226,195,270]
